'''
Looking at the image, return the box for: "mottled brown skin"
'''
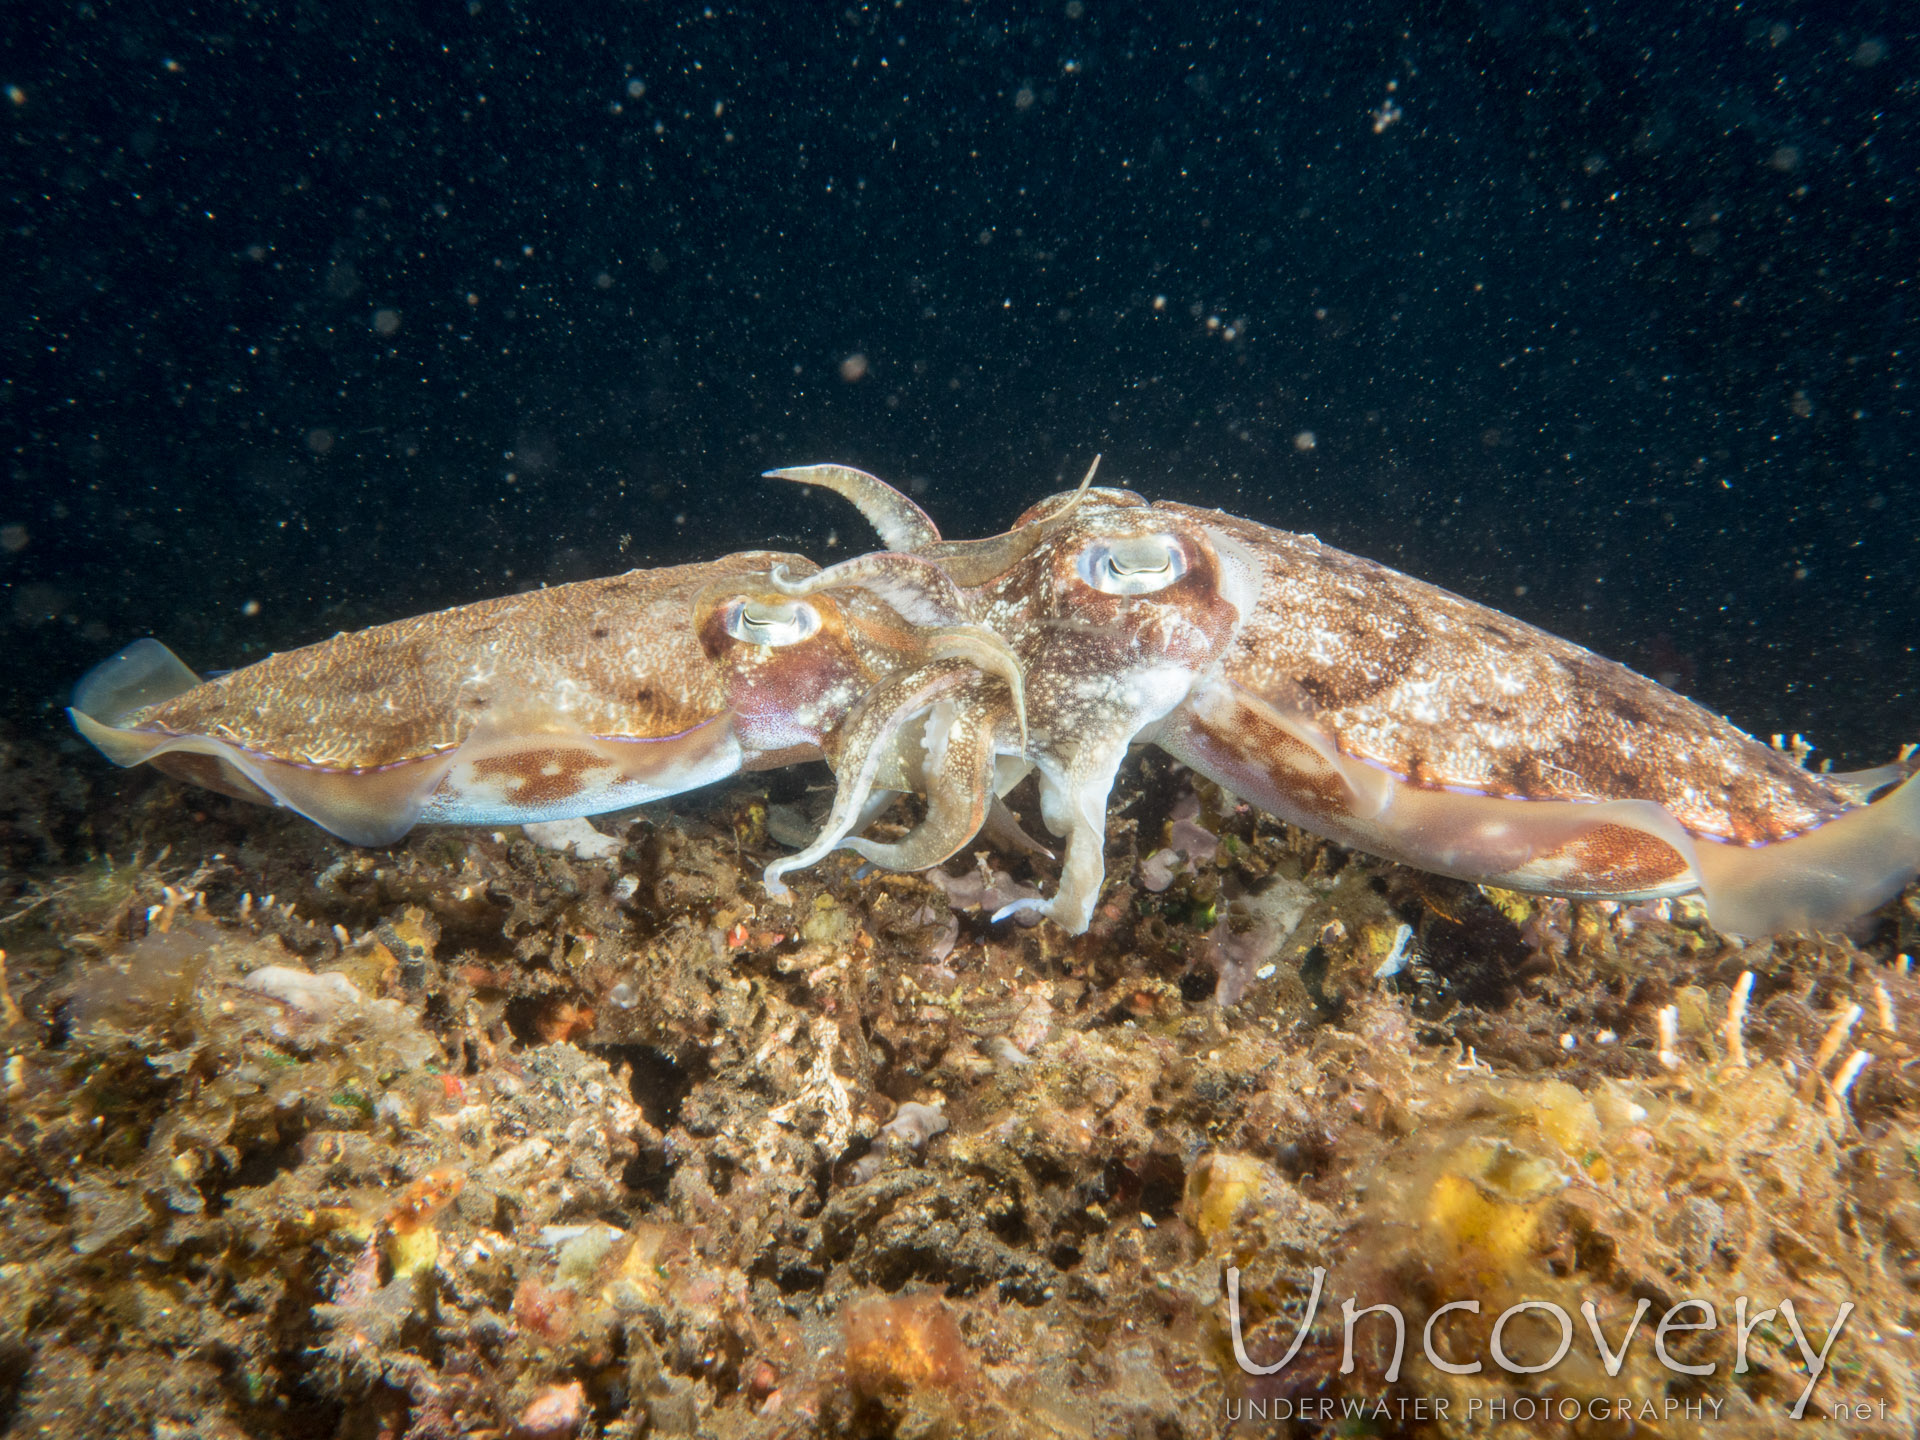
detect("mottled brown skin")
[994,490,1846,846]
[767,464,1917,935]
[78,538,1035,889]
[128,553,813,768]
[467,747,630,811]
[694,580,913,763]
[1175,504,1851,845]
[973,505,1242,763]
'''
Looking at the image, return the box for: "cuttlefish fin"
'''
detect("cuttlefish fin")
[70,639,202,739]
[1688,768,1920,935]
[69,637,448,844]
[1168,668,1920,935]
[71,640,279,809]
[1156,678,1397,823]
[761,662,977,900]
[844,679,1010,874]
[224,751,456,845]
[765,464,944,551]
[1825,762,1911,802]
[69,709,451,845]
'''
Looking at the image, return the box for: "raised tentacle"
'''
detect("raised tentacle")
[769,457,1102,588]
[907,456,1101,587]
[763,464,943,551]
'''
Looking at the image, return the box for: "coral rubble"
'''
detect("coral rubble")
[0,734,1914,1437]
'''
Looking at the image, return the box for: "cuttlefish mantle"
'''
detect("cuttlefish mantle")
[70,556,801,845]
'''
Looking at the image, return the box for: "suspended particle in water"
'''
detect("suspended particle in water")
[1293,430,1317,452]
[839,353,869,382]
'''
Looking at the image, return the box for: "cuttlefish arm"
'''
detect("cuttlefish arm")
[842,672,1023,874]
[71,554,815,846]
[760,659,984,899]
[768,465,1257,931]
[992,671,1195,932]
[753,620,1028,893]
[764,465,944,551]
[768,550,971,628]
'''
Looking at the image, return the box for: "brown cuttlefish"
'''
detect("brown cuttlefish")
[69,550,1031,891]
[777,463,1920,938]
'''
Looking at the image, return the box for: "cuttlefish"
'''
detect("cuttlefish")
[69,551,1028,889]
[777,465,1920,938]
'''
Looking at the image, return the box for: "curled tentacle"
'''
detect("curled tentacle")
[843,674,1020,874]
[914,456,1099,587]
[920,624,1027,754]
[761,660,978,901]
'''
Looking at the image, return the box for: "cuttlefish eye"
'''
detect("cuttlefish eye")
[1076,534,1188,596]
[724,597,821,647]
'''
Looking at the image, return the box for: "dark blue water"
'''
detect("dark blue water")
[4,0,1915,765]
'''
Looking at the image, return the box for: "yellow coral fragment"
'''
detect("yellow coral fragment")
[387,1224,440,1280]
[1183,1152,1279,1243]
[1478,885,1534,926]
[1425,1172,1542,1275]
[801,893,858,946]
[1528,1079,1601,1159]
[1425,1138,1564,1280]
